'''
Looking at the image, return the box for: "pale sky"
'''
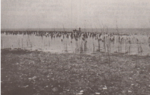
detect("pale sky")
[1,0,150,29]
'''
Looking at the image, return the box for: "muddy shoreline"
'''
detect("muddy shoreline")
[1,49,150,95]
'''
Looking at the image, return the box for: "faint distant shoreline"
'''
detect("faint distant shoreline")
[2,28,150,31]
[1,28,150,34]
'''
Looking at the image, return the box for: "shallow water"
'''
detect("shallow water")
[1,32,150,56]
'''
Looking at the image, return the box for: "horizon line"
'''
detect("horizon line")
[2,27,150,31]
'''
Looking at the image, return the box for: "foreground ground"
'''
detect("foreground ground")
[1,49,150,95]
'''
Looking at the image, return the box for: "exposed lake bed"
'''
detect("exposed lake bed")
[1,49,150,95]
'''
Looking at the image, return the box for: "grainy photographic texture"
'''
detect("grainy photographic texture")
[1,0,150,95]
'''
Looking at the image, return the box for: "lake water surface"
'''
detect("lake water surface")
[1,31,150,56]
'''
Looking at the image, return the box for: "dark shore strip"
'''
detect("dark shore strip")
[1,49,150,95]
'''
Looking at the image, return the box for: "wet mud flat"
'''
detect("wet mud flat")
[1,49,150,95]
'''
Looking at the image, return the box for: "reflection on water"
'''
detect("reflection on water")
[1,32,150,56]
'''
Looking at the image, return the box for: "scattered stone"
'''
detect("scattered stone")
[80,90,84,93]
[28,76,37,80]
[23,85,29,88]
[95,92,100,95]
[28,78,32,80]
[32,76,37,80]
[103,85,107,90]
[66,89,70,91]
[129,77,132,80]
[128,90,132,93]
[52,87,58,92]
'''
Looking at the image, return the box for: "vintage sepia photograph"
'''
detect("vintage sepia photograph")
[1,0,150,95]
